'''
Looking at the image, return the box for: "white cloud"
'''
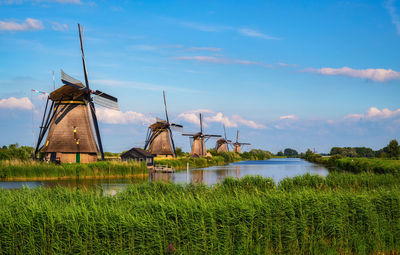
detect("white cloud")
[178,110,266,129]
[174,56,226,63]
[178,112,204,126]
[307,66,400,82]
[174,55,269,67]
[279,115,298,120]
[96,108,154,125]
[205,112,237,127]
[385,0,400,35]
[238,28,281,40]
[92,79,200,93]
[345,107,400,120]
[130,45,158,51]
[230,115,266,129]
[51,22,68,31]
[0,18,44,31]
[0,97,34,110]
[187,47,222,52]
[179,21,232,32]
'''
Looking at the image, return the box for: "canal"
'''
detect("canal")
[0,158,329,193]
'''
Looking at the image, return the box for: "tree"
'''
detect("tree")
[175,147,185,157]
[383,139,400,158]
[276,151,284,156]
[283,148,298,157]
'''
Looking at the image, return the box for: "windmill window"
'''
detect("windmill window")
[76,139,80,145]
[46,140,49,146]
[73,126,77,133]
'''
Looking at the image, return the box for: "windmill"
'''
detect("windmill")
[34,24,119,163]
[215,125,232,153]
[144,91,183,158]
[233,130,251,154]
[182,113,221,157]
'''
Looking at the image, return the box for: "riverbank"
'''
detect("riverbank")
[0,160,148,181]
[155,150,273,170]
[0,175,399,254]
[302,153,400,175]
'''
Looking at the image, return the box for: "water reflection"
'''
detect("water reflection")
[0,158,329,192]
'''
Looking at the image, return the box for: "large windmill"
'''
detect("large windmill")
[183,113,221,157]
[34,24,119,163]
[233,130,251,154]
[215,125,232,153]
[144,91,183,157]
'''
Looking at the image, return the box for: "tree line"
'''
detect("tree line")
[329,139,400,158]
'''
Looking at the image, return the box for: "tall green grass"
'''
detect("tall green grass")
[279,172,400,191]
[0,160,147,179]
[154,156,227,170]
[0,177,399,254]
[305,155,400,175]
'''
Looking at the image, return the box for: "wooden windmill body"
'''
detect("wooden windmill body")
[233,130,250,154]
[183,113,221,157]
[216,125,232,153]
[144,91,183,157]
[34,24,119,163]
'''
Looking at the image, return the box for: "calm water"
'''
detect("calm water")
[0,158,328,193]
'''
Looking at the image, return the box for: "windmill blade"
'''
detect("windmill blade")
[239,143,251,145]
[93,90,119,110]
[236,130,239,143]
[78,23,90,90]
[60,69,85,88]
[199,113,203,134]
[168,127,177,157]
[223,125,227,140]
[170,123,183,132]
[170,123,183,128]
[182,133,196,137]
[89,101,104,160]
[163,90,169,124]
[204,134,221,138]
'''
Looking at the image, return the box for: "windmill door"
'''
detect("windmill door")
[76,153,80,163]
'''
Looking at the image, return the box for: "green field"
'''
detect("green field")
[0,175,399,254]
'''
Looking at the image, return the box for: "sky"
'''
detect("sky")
[1,0,400,154]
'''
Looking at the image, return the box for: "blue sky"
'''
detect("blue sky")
[1,0,400,153]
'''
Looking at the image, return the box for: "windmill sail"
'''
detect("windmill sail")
[93,90,119,110]
[61,69,84,87]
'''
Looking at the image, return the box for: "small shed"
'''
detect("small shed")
[120,147,154,166]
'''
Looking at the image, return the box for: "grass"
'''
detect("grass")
[304,154,400,175]
[154,156,228,170]
[0,176,399,254]
[0,160,148,180]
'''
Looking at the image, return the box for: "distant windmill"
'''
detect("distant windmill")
[183,113,221,157]
[215,125,232,153]
[34,24,119,163]
[144,91,183,157]
[233,130,250,154]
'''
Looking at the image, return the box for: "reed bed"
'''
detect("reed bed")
[0,160,147,180]
[307,156,400,175]
[278,172,400,191]
[0,176,399,254]
[154,156,227,170]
